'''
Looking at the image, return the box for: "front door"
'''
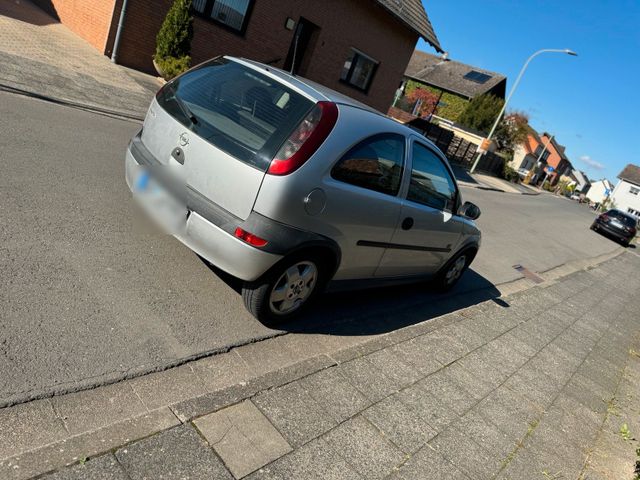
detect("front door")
[376,139,463,277]
[283,17,319,76]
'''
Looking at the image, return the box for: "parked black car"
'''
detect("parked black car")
[591,209,637,247]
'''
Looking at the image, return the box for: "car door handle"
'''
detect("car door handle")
[401,217,414,230]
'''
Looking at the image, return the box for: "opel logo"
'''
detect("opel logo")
[179,132,189,147]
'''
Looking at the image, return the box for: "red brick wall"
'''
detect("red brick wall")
[32,0,117,52]
[110,0,419,112]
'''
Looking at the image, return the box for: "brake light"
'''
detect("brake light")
[600,214,609,221]
[234,227,268,247]
[268,101,338,175]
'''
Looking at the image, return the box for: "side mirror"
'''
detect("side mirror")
[459,201,481,220]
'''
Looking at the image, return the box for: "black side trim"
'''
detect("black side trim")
[357,240,451,253]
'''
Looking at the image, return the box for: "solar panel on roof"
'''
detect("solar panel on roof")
[463,70,492,84]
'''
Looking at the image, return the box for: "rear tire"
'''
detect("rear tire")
[242,253,327,325]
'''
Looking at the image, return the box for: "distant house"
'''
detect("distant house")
[510,129,545,175]
[535,133,573,186]
[31,0,442,112]
[586,179,615,205]
[570,169,591,193]
[611,164,640,218]
[396,50,507,122]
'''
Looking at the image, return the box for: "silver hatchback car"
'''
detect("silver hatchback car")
[125,56,481,323]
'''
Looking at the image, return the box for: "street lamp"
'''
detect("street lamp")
[469,48,577,174]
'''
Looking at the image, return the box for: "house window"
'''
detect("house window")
[192,0,253,33]
[630,186,639,195]
[340,49,379,92]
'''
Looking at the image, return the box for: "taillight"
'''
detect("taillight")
[600,214,609,221]
[267,101,338,175]
[234,227,268,247]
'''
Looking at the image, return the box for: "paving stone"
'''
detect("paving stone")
[245,438,362,480]
[502,364,562,409]
[322,416,405,480]
[397,383,458,432]
[364,348,422,389]
[387,338,443,377]
[52,383,147,436]
[474,388,540,445]
[424,331,472,366]
[129,364,207,410]
[40,454,127,480]
[253,381,336,448]
[454,411,517,460]
[0,399,67,460]
[562,374,611,414]
[115,425,232,480]
[440,362,494,400]
[300,367,371,423]
[429,426,502,479]
[0,408,180,480]
[495,443,568,480]
[362,393,437,454]
[388,446,470,480]
[194,400,291,479]
[191,350,254,392]
[419,370,477,415]
[457,348,510,388]
[338,355,400,403]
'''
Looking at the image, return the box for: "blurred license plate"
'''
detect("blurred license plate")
[610,219,622,228]
[134,170,187,234]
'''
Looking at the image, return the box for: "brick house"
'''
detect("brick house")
[393,50,507,122]
[510,131,573,186]
[33,0,442,112]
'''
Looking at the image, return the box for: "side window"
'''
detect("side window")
[331,134,405,196]
[408,143,457,211]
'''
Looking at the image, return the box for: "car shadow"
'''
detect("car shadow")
[199,256,503,336]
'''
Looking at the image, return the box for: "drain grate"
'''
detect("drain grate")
[513,264,545,284]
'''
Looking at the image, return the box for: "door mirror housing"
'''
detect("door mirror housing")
[459,201,481,220]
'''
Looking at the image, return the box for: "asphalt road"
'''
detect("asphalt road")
[0,92,621,405]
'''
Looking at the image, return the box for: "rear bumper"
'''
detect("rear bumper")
[592,221,634,242]
[125,146,282,281]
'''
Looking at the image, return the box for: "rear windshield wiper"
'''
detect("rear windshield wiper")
[165,81,198,126]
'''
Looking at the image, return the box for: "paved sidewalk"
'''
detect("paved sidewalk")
[1,250,638,479]
[0,0,157,119]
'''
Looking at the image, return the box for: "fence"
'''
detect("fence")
[392,111,505,177]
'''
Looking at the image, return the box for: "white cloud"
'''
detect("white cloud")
[579,155,605,170]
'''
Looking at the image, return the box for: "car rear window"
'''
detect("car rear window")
[608,210,637,227]
[156,58,314,170]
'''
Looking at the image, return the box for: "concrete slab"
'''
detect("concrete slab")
[253,381,336,448]
[0,399,66,461]
[51,382,147,436]
[191,350,253,392]
[39,454,127,480]
[194,400,291,479]
[115,425,233,480]
[389,446,470,480]
[362,393,437,454]
[129,364,207,410]
[0,408,179,480]
[245,438,362,480]
[322,416,405,480]
[338,355,404,403]
[300,367,371,423]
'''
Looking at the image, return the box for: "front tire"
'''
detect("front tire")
[434,250,473,292]
[242,254,326,325]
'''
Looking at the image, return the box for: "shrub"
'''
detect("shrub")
[155,0,193,79]
[502,164,519,183]
[458,94,505,134]
[155,55,191,79]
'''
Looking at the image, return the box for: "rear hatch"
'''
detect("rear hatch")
[141,58,314,220]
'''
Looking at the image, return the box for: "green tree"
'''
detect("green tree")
[457,94,505,134]
[494,111,530,156]
[154,0,193,79]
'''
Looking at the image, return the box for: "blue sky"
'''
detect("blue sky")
[418,0,639,182]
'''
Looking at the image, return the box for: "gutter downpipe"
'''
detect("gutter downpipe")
[111,0,129,64]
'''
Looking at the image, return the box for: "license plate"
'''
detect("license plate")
[133,169,187,234]
[610,219,623,228]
